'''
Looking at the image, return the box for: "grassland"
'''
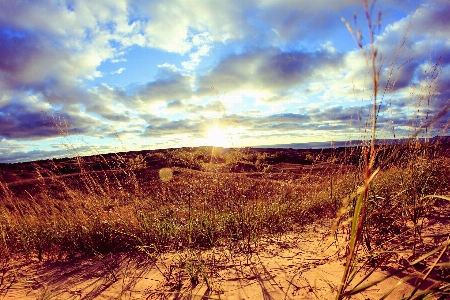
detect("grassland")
[1,1,450,298]
[0,142,449,299]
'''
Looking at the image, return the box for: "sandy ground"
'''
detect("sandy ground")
[0,220,444,300]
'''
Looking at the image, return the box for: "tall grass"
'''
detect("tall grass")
[335,1,450,299]
[0,150,349,264]
[1,142,447,297]
[0,1,449,298]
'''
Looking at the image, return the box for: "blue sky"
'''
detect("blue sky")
[0,0,449,163]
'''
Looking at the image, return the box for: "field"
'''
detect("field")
[1,142,450,299]
[1,2,450,298]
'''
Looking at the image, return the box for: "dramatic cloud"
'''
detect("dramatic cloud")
[0,97,99,139]
[197,48,343,97]
[0,0,449,162]
[133,73,194,106]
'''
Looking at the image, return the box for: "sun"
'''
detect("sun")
[206,126,229,147]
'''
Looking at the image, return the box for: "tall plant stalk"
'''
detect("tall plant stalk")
[336,0,381,298]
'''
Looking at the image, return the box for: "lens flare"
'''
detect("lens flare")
[206,126,228,147]
[159,168,173,182]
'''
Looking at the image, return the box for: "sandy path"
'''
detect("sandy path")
[0,221,430,300]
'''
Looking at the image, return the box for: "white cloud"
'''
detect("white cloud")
[111,58,127,63]
[157,63,180,73]
[182,32,212,71]
[321,41,336,53]
[111,67,126,74]
[0,0,449,163]
[137,0,252,53]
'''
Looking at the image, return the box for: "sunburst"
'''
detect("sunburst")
[206,126,229,147]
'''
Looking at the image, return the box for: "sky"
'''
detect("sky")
[0,0,449,163]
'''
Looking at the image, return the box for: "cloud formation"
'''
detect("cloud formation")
[0,0,449,162]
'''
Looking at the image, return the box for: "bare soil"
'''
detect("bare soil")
[3,217,447,300]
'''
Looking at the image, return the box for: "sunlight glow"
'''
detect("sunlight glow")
[206,126,229,147]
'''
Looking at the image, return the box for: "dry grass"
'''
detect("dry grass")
[0,1,450,299]
[0,141,449,299]
[0,152,351,262]
[334,1,450,299]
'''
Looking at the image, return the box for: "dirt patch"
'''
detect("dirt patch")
[0,219,432,300]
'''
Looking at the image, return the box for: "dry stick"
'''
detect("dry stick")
[364,0,379,172]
